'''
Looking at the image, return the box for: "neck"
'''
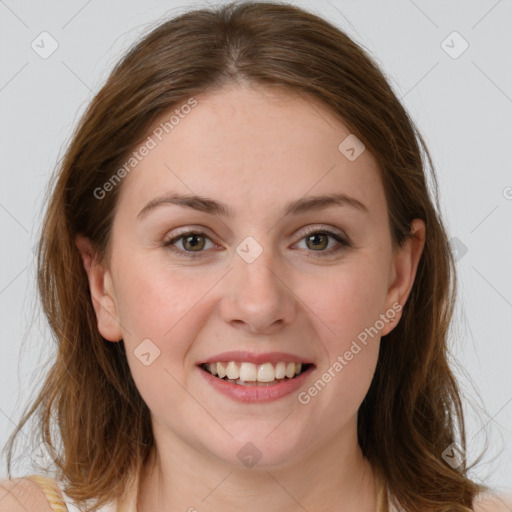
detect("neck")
[126,424,380,512]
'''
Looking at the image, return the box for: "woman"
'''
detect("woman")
[1,2,509,511]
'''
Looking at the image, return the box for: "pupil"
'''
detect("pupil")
[308,233,326,250]
[186,235,203,250]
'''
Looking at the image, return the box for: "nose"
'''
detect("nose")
[219,242,297,334]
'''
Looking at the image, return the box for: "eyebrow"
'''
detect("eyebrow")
[137,192,369,220]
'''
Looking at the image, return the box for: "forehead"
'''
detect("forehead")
[115,84,385,221]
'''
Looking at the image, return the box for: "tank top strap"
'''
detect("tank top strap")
[26,474,69,512]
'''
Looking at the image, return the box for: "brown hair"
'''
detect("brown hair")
[3,2,486,510]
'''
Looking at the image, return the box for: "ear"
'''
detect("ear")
[381,218,426,336]
[75,234,123,342]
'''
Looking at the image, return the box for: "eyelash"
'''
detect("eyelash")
[162,227,351,259]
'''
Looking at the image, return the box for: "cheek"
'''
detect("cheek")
[323,344,380,423]
[111,256,229,391]
[294,255,387,407]
[113,254,210,340]
[110,261,201,387]
[114,266,206,417]
[302,256,390,346]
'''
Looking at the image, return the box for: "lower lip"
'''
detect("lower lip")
[198,365,315,403]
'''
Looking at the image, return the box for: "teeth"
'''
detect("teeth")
[217,362,226,378]
[275,362,286,379]
[286,362,296,378]
[226,361,239,380]
[257,363,275,383]
[203,361,305,383]
[239,362,257,382]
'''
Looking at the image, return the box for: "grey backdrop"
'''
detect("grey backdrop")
[1,0,511,496]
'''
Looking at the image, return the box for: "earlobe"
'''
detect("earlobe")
[381,219,426,336]
[75,234,123,342]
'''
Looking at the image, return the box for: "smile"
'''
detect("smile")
[201,361,310,386]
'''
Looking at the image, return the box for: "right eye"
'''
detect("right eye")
[162,230,217,258]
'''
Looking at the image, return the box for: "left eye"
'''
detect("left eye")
[162,229,350,259]
[295,229,349,255]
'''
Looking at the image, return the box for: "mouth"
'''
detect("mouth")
[199,361,313,387]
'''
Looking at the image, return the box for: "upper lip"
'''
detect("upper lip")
[197,351,315,366]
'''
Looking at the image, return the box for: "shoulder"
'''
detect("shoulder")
[473,491,512,512]
[0,477,54,512]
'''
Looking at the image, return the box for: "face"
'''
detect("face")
[79,84,424,470]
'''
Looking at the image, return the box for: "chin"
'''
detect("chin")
[201,427,309,471]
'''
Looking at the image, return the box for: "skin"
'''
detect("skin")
[76,83,426,512]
